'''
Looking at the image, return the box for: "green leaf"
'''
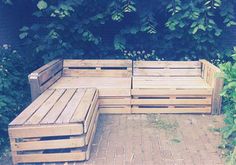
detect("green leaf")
[19,32,28,39]
[37,0,48,10]
[20,26,29,32]
[192,26,199,34]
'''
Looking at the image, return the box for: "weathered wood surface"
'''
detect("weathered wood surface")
[63,60,132,77]
[9,88,99,164]
[133,77,209,89]
[134,61,201,77]
[200,59,224,114]
[28,59,63,100]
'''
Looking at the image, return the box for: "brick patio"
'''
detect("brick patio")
[78,114,224,165]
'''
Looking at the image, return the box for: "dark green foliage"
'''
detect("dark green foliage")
[0,45,30,154]
[17,0,236,61]
[220,48,236,164]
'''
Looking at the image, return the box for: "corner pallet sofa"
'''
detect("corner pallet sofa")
[9,59,223,164]
[29,59,223,114]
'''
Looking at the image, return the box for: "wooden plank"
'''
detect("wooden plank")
[212,76,224,114]
[9,124,83,138]
[25,89,65,125]
[9,137,17,165]
[50,77,132,89]
[134,68,201,77]
[38,61,63,85]
[63,60,132,68]
[56,89,86,124]
[131,98,212,105]
[70,88,96,123]
[131,88,212,96]
[99,89,130,97]
[85,112,99,160]
[31,60,62,75]
[131,107,211,113]
[28,75,41,101]
[99,98,131,105]
[40,89,76,124]
[63,69,131,77]
[134,61,201,68]
[9,89,55,126]
[99,107,131,114]
[40,71,62,92]
[84,91,99,132]
[133,77,210,89]
[11,137,85,151]
[15,152,86,163]
[85,103,99,145]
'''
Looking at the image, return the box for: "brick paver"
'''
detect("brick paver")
[82,114,224,165]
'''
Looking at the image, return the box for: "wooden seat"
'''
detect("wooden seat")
[27,59,223,115]
[133,77,210,89]
[9,88,99,165]
[51,77,131,89]
[131,61,222,114]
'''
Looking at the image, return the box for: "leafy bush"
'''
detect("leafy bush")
[220,48,236,165]
[0,45,29,154]
[18,0,236,62]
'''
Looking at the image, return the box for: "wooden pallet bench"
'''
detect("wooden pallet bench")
[9,88,99,165]
[9,59,223,164]
[132,60,223,114]
[29,59,132,114]
[27,59,223,114]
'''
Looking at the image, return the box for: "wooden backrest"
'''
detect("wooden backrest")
[63,60,132,77]
[133,61,201,77]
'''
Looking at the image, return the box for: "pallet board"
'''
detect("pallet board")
[131,88,212,113]
[63,60,132,77]
[9,88,99,165]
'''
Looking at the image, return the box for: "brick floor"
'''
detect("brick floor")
[7,114,224,165]
[79,114,225,165]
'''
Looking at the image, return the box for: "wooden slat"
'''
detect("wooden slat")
[11,137,85,151]
[63,69,131,77]
[84,92,99,132]
[31,60,62,75]
[99,89,130,97]
[38,60,63,85]
[25,89,65,125]
[133,77,210,89]
[15,152,86,163]
[99,107,131,114]
[63,60,132,68]
[40,71,62,92]
[40,89,76,124]
[131,107,211,113]
[99,98,131,105]
[9,124,83,138]
[134,61,201,68]
[85,112,99,160]
[9,89,55,126]
[131,89,212,96]
[50,77,132,89]
[56,89,86,124]
[134,68,201,77]
[70,88,96,123]
[131,98,212,105]
[85,103,99,145]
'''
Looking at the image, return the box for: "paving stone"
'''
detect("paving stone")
[72,114,224,165]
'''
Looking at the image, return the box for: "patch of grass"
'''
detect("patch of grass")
[171,138,181,144]
[147,114,179,132]
[208,127,221,133]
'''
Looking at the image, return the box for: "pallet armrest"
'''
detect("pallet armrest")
[200,59,224,114]
[28,59,63,100]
